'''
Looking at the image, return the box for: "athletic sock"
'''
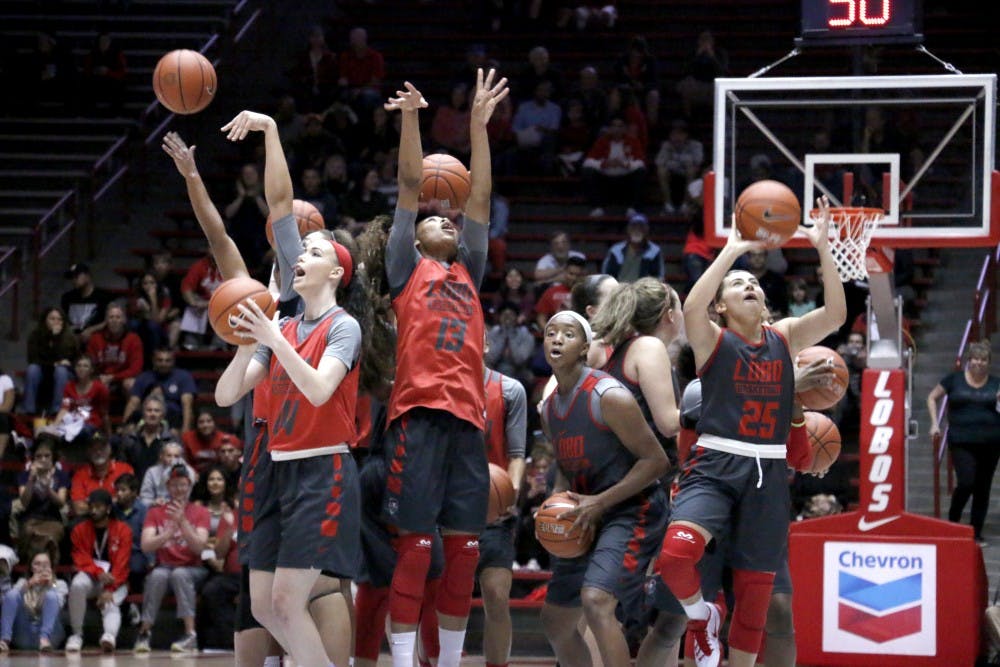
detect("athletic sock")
[437,627,467,667]
[390,631,417,667]
[682,595,710,621]
[263,656,281,667]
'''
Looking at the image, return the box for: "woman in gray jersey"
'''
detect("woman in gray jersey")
[656,197,845,667]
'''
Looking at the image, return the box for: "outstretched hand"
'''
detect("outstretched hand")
[725,213,770,255]
[220,110,276,142]
[162,132,198,179]
[471,67,509,126]
[802,195,831,250]
[384,82,428,113]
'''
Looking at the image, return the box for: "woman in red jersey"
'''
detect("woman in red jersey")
[380,69,508,667]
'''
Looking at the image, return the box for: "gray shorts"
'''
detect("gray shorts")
[670,445,789,572]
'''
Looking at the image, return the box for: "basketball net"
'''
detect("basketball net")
[810,207,885,282]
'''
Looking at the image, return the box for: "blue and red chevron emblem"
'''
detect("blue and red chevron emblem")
[837,571,922,642]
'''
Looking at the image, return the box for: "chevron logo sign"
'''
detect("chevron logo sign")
[822,542,937,656]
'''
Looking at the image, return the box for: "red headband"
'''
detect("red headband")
[329,240,353,286]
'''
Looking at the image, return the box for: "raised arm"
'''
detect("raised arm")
[221,111,293,221]
[778,197,847,353]
[683,221,766,365]
[386,82,428,213]
[162,132,249,281]
[465,68,509,225]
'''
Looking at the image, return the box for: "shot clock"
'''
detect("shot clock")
[798,0,923,45]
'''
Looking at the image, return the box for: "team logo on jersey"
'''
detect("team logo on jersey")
[822,542,936,656]
[674,530,696,543]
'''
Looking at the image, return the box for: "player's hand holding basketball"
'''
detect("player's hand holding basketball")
[802,195,831,250]
[794,356,837,394]
[559,491,606,544]
[232,297,282,347]
[470,67,509,126]
[725,213,768,255]
[221,110,276,142]
[384,82,428,113]
[162,132,199,179]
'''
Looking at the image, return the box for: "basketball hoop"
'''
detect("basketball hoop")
[809,207,884,282]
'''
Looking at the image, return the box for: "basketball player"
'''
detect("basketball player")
[587,278,684,661]
[479,342,528,667]
[162,130,294,667]
[538,311,671,667]
[657,197,844,667]
[213,110,382,667]
[380,69,508,667]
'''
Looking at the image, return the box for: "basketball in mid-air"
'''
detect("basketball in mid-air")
[795,345,849,410]
[535,492,592,559]
[152,49,217,115]
[487,463,516,523]
[420,154,471,211]
[804,410,842,474]
[208,277,276,346]
[265,199,325,248]
[734,179,801,247]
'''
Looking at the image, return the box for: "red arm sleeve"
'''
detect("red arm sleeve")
[109,522,131,590]
[786,422,812,472]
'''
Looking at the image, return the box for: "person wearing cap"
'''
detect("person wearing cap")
[140,441,197,506]
[135,462,210,653]
[601,213,665,283]
[66,489,132,653]
[70,434,134,518]
[654,119,704,215]
[537,311,670,667]
[60,262,115,340]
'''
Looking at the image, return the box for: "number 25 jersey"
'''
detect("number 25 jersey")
[697,327,794,446]
[390,256,485,429]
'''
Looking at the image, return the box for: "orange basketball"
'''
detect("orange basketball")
[487,463,516,523]
[420,154,471,211]
[265,199,325,248]
[152,49,217,115]
[734,179,801,247]
[535,492,592,559]
[208,277,276,346]
[795,345,849,410]
[804,410,841,474]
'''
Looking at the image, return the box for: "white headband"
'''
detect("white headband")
[546,310,594,344]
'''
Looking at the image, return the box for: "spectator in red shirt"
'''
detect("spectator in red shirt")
[65,489,132,653]
[581,114,647,217]
[179,256,224,350]
[85,303,143,395]
[338,27,385,108]
[534,255,587,332]
[54,355,111,443]
[134,464,210,653]
[182,410,241,475]
[70,435,134,517]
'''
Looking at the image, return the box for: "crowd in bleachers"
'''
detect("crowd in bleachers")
[0,2,942,654]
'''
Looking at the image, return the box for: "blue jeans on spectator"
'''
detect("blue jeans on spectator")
[23,363,72,414]
[1,588,66,649]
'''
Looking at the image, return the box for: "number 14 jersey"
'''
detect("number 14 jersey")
[390,256,486,429]
[697,326,794,446]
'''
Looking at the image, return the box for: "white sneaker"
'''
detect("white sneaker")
[511,561,521,571]
[100,632,116,653]
[589,207,605,217]
[65,634,83,653]
[526,558,541,571]
[690,601,722,667]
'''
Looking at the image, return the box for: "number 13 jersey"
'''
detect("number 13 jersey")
[390,257,486,429]
[697,327,794,447]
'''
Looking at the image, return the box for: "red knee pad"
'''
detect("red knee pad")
[655,525,707,601]
[436,534,480,618]
[728,569,775,654]
[355,583,390,660]
[389,533,434,625]
[419,578,440,660]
